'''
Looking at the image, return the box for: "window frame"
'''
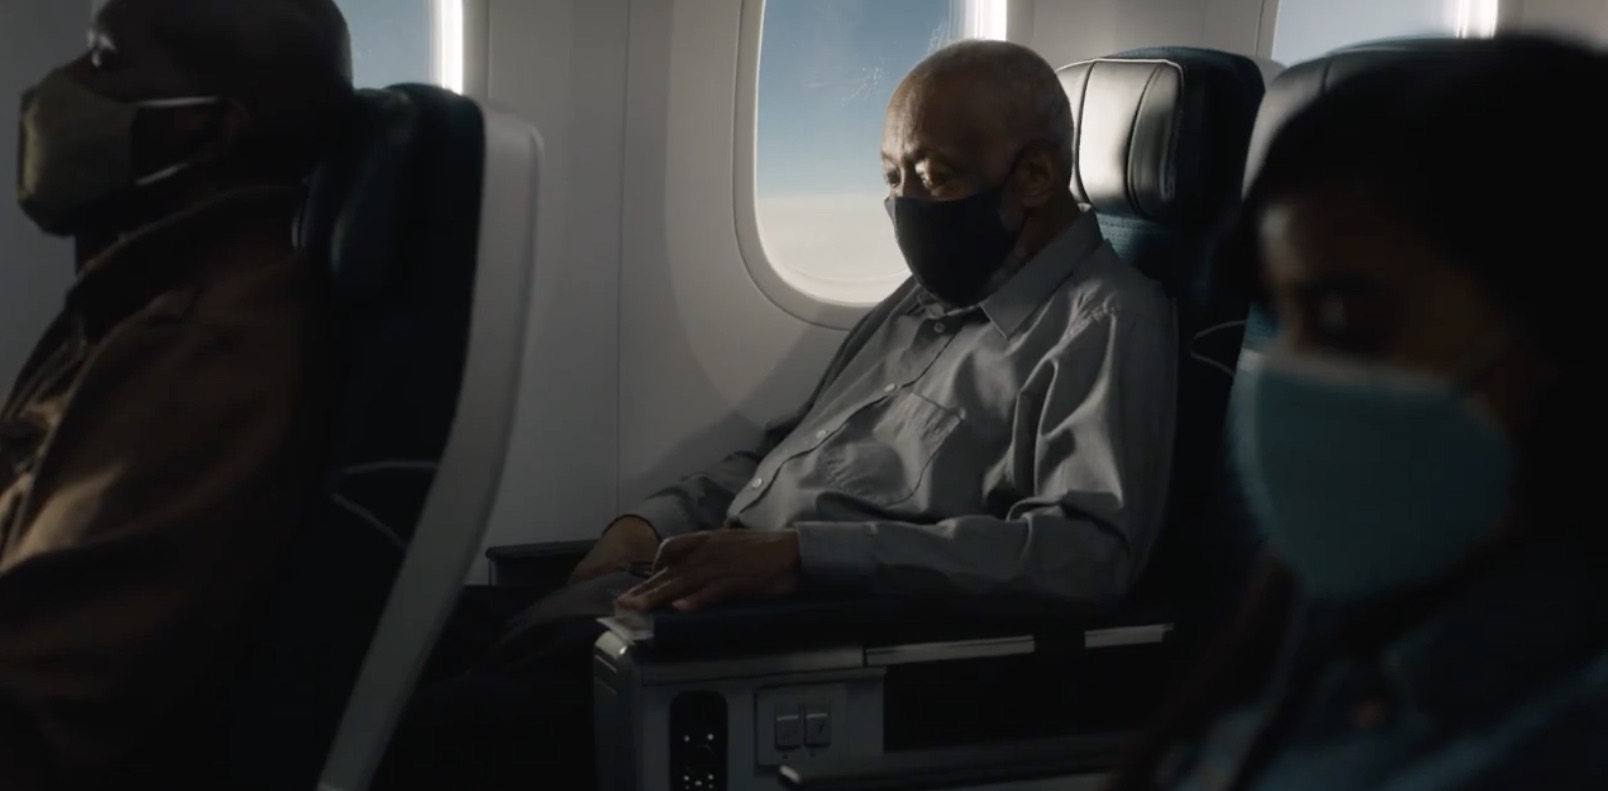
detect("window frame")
[733,0,873,330]
[733,0,1014,329]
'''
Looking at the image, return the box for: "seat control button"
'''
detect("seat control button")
[775,706,803,749]
[804,703,831,747]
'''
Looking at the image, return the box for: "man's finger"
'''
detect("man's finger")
[672,579,741,612]
[618,567,706,611]
[653,534,705,567]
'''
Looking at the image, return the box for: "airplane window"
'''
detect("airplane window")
[751,0,1009,308]
[1271,0,1496,65]
[334,0,464,92]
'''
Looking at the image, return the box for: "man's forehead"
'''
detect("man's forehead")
[884,78,1006,155]
[96,0,196,42]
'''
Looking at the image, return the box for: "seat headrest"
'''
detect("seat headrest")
[1244,37,1480,190]
[1059,47,1267,225]
[295,88,427,306]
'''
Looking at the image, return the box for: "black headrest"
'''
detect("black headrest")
[294,88,427,307]
[1244,37,1480,190]
[1059,47,1267,225]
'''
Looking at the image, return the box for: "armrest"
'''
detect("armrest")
[484,540,594,587]
[778,731,1138,790]
[629,593,1175,658]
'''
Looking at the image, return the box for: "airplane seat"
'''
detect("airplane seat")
[205,85,541,791]
[774,36,1499,791]
[1217,35,1487,569]
[1057,46,1270,634]
[566,47,1267,791]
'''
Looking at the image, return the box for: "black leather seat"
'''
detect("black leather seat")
[1057,44,1269,642]
[210,84,538,791]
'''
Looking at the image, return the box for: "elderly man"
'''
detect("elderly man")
[379,38,1177,791]
[0,0,350,787]
[600,39,1177,611]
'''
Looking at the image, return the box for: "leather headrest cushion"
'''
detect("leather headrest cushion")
[294,89,424,306]
[1060,47,1266,224]
[1244,37,1481,190]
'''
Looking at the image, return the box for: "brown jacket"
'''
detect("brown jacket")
[0,185,328,788]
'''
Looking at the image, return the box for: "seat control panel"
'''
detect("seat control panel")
[670,691,727,791]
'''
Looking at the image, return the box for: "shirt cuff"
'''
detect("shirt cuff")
[621,494,693,539]
[794,521,877,590]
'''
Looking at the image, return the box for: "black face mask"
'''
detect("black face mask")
[883,163,1026,308]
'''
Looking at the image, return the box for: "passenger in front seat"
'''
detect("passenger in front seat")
[377,38,1177,791]
[1110,35,1608,791]
[0,1,351,788]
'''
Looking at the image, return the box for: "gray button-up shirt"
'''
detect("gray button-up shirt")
[630,213,1177,603]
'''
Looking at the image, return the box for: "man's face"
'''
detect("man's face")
[59,0,229,178]
[77,0,203,103]
[879,75,1015,204]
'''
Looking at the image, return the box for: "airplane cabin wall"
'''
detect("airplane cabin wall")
[470,0,630,580]
[0,1,80,387]
[1507,0,1608,42]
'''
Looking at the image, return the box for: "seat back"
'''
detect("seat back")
[213,85,540,791]
[1239,36,1488,384]
[1218,37,1489,577]
[1056,47,1269,628]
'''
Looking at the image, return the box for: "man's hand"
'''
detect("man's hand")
[616,530,800,612]
[570,516,662,583]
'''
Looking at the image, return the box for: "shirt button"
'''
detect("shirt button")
[750,477,764,489]
[815,429,828,439]
[933,322,946,334]
[883,384,897,393]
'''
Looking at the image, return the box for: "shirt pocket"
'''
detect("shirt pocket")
[820,392,962,508]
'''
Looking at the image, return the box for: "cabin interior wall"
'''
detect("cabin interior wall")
[472,0,630,580]
[1024,0,1271,67]
[0,1,82,386]
[1507,0,1608,41]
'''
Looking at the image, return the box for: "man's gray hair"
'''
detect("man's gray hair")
[911,39,1075,175]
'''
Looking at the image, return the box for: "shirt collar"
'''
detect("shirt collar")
[1373,538,1608,724]
[910,211,1104,337]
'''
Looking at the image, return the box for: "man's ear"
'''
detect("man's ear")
[1013,143,1061,210]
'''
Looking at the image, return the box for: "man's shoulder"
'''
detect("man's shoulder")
[190,239,326,348]
[1047,241,1173,331]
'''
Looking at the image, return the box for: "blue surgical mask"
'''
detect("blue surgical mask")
[1231,349,1516,602]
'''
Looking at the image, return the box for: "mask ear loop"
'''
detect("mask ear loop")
[987,145,1042,287]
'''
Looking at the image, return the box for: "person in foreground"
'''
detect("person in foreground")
[1109,35,1608,791]
[377,39,1176,790]
[0,0,350,788]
